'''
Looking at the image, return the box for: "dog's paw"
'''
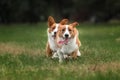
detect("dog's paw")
[52,52,59,59]
[59,59,63,63]
[77,50,81,57]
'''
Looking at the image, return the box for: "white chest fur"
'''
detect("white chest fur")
[60,37,78,54]
[47,29,58,51]
[48,36,58,51]
[57,36,79,63]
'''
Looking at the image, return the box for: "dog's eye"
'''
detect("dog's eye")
[69,29,72,31]
[52,27,55,30]
[62,29,65,32]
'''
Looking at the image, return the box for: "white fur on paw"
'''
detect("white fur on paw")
[59,59,63,63]
[63,55,68,59]
[52,52,58,59]
[77,50,81,56]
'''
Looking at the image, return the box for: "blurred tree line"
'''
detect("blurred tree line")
[0,0,120,24]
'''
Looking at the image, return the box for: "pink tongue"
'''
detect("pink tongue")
[58,38,68,44]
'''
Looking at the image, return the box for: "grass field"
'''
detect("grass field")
[0,23,120,80]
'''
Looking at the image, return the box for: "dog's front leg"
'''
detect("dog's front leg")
[52,51,58,59]
[57,50,64,63]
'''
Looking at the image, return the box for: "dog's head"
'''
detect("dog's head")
[57,22,79,44]
[47,16,68,38]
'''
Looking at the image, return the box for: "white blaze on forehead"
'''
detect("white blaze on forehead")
[52,24,59,35]
[64,25,69,34]
[63,25,71,38]
[54,24,59,32]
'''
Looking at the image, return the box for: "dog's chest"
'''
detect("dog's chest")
[48,37,57,51]
[61,39,78,54]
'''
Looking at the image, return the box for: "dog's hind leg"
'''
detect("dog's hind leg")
[46,43,53,57]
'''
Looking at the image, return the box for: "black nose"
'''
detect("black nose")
[54,32,56,35]
[65,34,69,38]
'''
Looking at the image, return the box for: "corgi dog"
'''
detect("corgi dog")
[56,22,81,62]
[46,16,68,57]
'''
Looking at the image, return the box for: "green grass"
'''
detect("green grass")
[0,23,120,80]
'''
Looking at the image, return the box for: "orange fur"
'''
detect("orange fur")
[46,16,68,57]
[70,50,78,59]
[48,16,55,27]
[46,42,53,57]
[56,22,81,59]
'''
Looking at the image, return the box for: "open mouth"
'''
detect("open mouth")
[52,36,56,39]
[58,37,69,45]
[64,38,69,44]
[52,35,55,37]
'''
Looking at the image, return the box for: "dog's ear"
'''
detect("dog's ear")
[59,19,68,25]
[48,16,55,27]
[70,22,79,28]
